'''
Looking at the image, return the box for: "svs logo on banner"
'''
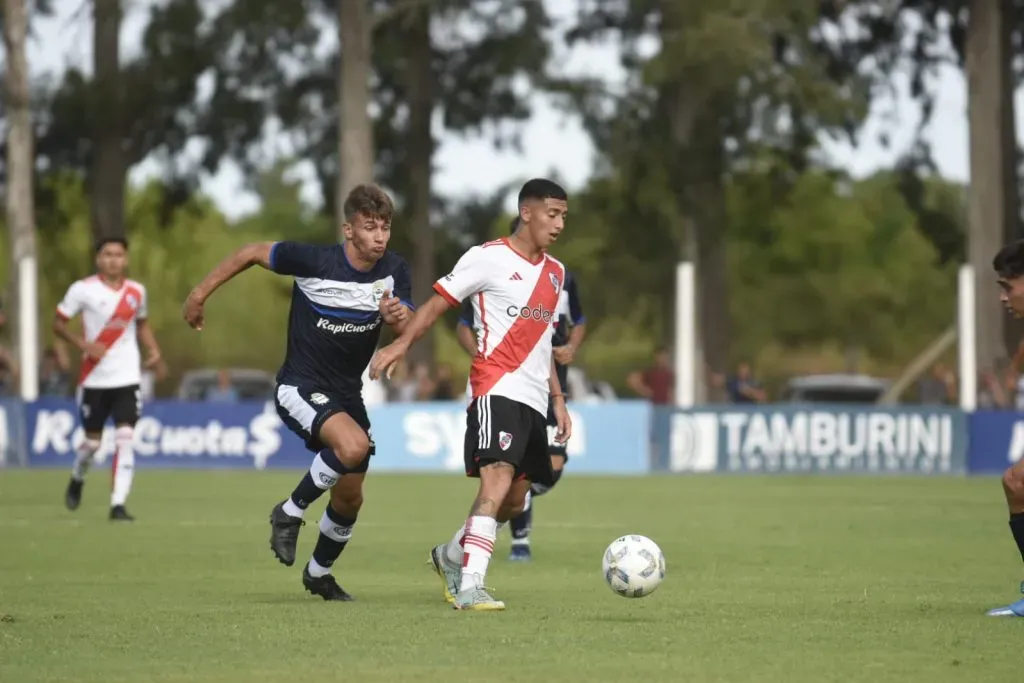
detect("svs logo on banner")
[669,407,967,474]
[28,399,288,469]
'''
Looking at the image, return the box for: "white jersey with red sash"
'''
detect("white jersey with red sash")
[56,276,148,389]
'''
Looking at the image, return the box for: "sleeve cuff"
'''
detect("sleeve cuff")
[55,306,70,321]
[268,242,280,272]
[573,315,586,325]
[432,282,459,307]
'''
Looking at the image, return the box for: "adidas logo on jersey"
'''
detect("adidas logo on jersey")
[316,317,381,335]
[509,272,523,281]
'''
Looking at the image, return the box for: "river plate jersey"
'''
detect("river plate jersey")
[435,238,565,416]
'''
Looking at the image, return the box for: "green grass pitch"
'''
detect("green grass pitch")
[1,470,1022,682]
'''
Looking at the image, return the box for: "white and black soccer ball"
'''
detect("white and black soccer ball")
[602,534,666,598]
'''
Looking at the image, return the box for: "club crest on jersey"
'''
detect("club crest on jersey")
[549,273,560,294]
[498,431,513,451]
[371,279,387,303]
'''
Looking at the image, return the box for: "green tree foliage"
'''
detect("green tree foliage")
[0,169,326,395]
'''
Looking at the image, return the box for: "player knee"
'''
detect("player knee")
[331,433,370,471]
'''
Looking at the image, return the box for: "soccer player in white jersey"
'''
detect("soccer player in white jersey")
[55,237,163,521]
[370,178,572,611]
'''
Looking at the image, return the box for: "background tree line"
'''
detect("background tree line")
[0,0,1015,397]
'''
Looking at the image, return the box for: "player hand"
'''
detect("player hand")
[83,341,107,361]
[553,345,575,365]
[379,290,409,325]
[144,349,162,369]
[552,396,572,444]
[183,292,205,330]
[369,341,408,380]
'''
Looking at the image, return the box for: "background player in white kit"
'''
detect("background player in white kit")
[370,178,572,611]
[55,237,163,521]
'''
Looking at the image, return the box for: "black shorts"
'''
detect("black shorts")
[78,384,141,433]
[274,383,375,473]
[546,399,568,460]
[464,395,554,486]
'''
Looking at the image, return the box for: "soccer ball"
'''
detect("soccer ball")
[602,534,665,598]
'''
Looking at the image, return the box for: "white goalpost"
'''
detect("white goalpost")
[958,264,977,412]
[674,262,696,409]
[17,254,39,402]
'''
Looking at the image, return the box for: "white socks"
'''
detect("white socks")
[459,516,498,592]
[110,426,135,507]
[71,438,101,481]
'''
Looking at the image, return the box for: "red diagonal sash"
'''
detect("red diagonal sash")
[470,258,562,397]
[79,284,143,385]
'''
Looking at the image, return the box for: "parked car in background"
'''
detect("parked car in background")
[781,374,890,404]
[177,368,276,402]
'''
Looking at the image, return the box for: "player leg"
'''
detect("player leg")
[269,386,371,567]
[300,472,365,601]
[987,460,1024,615]
[108,385,142,521]
[64,388,108,512]
[434,396,527,611]
[300,405,374,601]
[509,400,567,560]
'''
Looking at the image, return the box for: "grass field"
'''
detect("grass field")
[1,471,1023,683]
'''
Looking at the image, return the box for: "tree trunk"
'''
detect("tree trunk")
[90,0,126,241]
[966,0,1014,371]
[403,6,436,366]
[662,85,730,402]
[3,0,38,396]
[337,0,375,236]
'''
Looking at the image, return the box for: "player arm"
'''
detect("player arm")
[136,319,163,366]
[390,248,488,351]
[386,258,417,335]
[456,322,477,357]
[549,356,565,400]
[186,242,277,307]
[456,299,477,357]
[390,294,452,351]
[53,283,90,353]
[565,274,587,353]
[134,286,162,365]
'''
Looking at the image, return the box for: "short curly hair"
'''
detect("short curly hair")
[343,183,394,224]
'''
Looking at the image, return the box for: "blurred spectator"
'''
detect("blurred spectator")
[706,368,727,403]
[978,366,1008,409]
[206,369,239,403]
[388,359,417,402]
[412,362,436,401]
[726,362,766,403]
[0,346,16,396]
[39,344,71,397]
[432,363,455,400]
[627,347,674,404]
[918,363,956,405]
